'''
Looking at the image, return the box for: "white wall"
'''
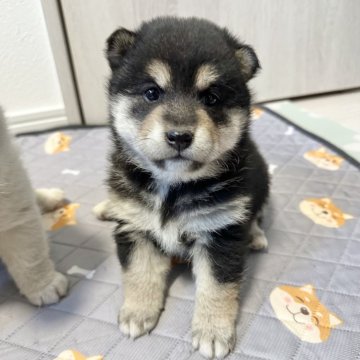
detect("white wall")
[0,0,65,131]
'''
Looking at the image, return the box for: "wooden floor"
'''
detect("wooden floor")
[293,89,360,133]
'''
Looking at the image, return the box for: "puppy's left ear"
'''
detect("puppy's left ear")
[223,29,260,82]
[235,44,260,82]
[106,28,137,71]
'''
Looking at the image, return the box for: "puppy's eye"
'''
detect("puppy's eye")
[144,87,161,102]
[201,92,220,107]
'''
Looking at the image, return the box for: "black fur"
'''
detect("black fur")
[113,221,134,268]
[207,223,251,283]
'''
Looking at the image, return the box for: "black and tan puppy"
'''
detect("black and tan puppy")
[94,17,269,358]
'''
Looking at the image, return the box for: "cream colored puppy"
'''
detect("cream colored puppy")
[0,108,68,305]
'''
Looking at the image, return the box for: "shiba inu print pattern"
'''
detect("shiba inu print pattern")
[44,132,72,154]
[270,284,342,343]
[299,198,354,228]
[304,147,343,171]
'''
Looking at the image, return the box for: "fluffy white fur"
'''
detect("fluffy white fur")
[0,109,68,305]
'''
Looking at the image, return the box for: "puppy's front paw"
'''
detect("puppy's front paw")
[26,272,68,306]
[192,322,235,359]
[93,200,111,221]
[249,233,268,250]
[119,306,161,338]
[36,188,66,212]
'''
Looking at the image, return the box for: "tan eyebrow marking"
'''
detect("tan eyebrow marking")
[146,59,171,88]
[196,108,218,142]
[195,64,219,90]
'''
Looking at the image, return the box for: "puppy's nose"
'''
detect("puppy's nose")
[166,131,193,151]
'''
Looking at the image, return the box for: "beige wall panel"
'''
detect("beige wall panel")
[61,0,360,124]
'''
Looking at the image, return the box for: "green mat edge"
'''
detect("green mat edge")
[264,100,360,166]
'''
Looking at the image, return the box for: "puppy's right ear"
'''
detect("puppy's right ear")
[106,28,137,71]
[222,29,260,82]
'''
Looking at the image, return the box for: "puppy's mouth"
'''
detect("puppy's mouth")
[169,154,190,161]
[153,154,189,163]
[153,156,203,171]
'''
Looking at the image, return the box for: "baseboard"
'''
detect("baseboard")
[5,108,69,135]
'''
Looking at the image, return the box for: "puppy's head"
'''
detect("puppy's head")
[106,17,260,181]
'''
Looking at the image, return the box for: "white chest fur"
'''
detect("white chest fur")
[104,192,250,256]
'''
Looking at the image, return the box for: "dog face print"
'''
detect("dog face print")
[53,349,103,360]
[304,147,343,171]
[270,284,342,343]
[299,198,353,228]
[44,132,71,154]
[42,203,80,231]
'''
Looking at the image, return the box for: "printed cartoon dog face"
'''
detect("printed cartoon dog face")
[42,203,80,231]
[44,132,71,154]
[270,284,342,343]
[54,349,103,360]
[251,107,264,120]
[299,198,353,228]
[304,147,343,171]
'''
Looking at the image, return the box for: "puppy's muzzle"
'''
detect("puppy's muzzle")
[165,130,193,151]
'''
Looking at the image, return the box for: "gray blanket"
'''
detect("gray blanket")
[1,108,359,359]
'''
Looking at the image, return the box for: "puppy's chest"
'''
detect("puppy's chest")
[124,188,245,256]
[135,193,201,256]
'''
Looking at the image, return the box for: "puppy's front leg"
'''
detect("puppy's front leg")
[192,234,248,359]
[116,228,170,338]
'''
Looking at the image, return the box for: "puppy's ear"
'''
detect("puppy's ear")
[235,45,260,82]
[106,28,137,70]
[223,29,260,82]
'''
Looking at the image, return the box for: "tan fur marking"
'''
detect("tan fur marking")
[235,48,254,82]
[146,60,171,88]
[192,246,239,358]
[196,108,219,143]
[119,239,171,338]
[139,106,164,138]
[195,64,219,90]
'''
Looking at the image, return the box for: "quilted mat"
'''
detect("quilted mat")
[1,107,360,359]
